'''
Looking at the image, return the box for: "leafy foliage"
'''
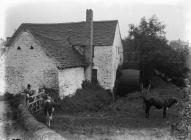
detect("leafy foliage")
[175,88,191,139]
[43,87,61,105]
[58,81,112,113]
[123,15,189,86]
[4,92,27,130]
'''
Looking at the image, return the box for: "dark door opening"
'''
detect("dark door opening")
[92,69,98,84]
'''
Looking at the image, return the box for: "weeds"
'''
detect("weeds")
[175,90,191,139]
[4,92,23,121]
[4,92,28,137]
[57,81,112,113]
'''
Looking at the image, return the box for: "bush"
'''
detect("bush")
[81,80,103,89]
[43,87,61,105]
[5,92,24,112]
[58,81,112,113]
[5,92,19,107]
[113,66,123,98]
[175,92,191,139]
[123,16,190,85]
[171,78,186,87]
[4,92,26,128]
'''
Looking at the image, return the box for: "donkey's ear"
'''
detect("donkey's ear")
[148,80,151,91]
[140,83,143,91]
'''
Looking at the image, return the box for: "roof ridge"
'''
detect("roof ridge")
[22,21,85,26]
[93,20,118,23]
[21,20,118,26]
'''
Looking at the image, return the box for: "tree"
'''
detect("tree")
[123,15,189,87]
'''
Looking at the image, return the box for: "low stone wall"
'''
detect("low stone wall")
[18,95,66,140]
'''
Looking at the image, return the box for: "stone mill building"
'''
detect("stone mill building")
[5,9,123,98]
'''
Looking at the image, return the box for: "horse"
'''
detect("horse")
[43,95,55,126]
[140,83,178,118]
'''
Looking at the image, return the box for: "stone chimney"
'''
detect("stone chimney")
[85,9,93,82]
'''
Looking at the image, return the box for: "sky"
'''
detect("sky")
[0,0,191,43]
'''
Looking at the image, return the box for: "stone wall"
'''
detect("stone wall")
[17,95,66,140]
[111,23,123,89]
[5,31,58,94]
[0,54,5,95]
[93,46,113,89]
[58,67,85,98]
[93,23,123,90]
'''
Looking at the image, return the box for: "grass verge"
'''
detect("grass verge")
[50,78,186,139]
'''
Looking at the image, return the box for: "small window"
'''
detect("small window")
[92,69,98,84]
[30,46,34,50]
[17,46,21,50]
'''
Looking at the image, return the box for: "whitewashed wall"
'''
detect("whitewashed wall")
[93,46,113,89]
[5,31,58,94]
[0,54,5,95]
[93,23,123,90]
[58,67,85,98]
[111,23,123,89]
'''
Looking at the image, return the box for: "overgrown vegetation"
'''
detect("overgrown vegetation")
[175,89,191,139]
[123,15,189,87]
[43,87,61,105]
[50,77,185,139]
[56,81,112,113]
[5,92,24,121]
[4,92,28,137]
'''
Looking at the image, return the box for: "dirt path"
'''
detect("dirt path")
[50,113,178,140]
[61,128,175,140]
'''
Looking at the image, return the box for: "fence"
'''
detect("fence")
[27,92,45,114]
[25,88,60,114]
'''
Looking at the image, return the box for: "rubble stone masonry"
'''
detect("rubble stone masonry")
[5,31,58,94]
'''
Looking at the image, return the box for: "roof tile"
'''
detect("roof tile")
[6,20,118,68]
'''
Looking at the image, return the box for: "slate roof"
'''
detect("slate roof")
[6,20,118,69]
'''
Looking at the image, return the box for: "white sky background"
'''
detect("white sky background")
[0,0,191,43]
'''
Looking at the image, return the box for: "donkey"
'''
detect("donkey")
[43,94,55,126]
[140,83,178,118]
